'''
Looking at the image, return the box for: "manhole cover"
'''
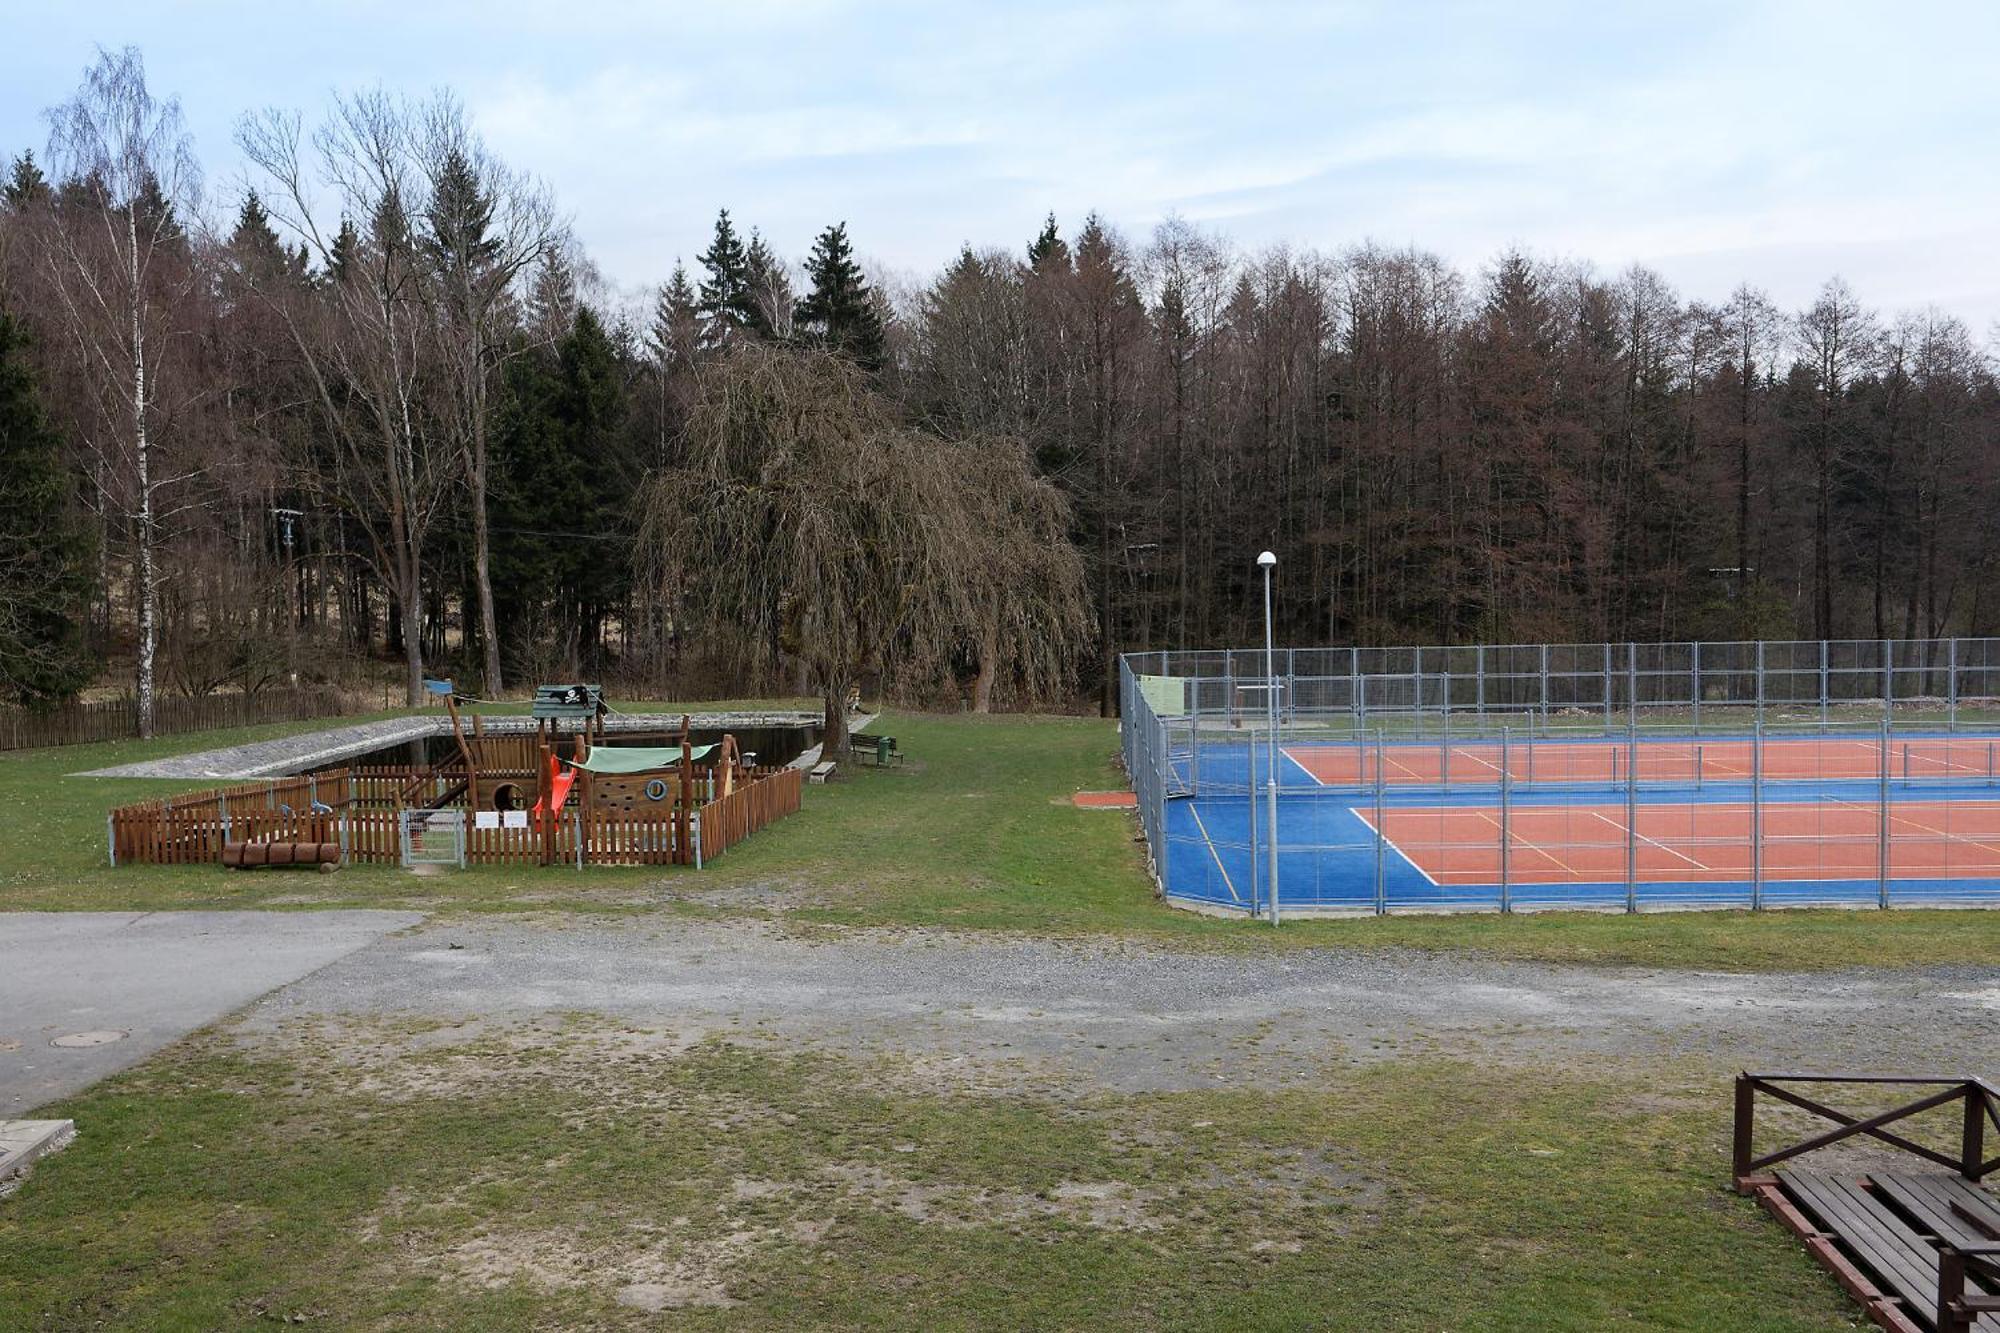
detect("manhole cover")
[50,1031,126,1048]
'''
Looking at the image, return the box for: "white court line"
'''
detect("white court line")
[1186,802,1244,904]
[1281,746,1331,787]
[1472,809,1579,877]
[1587,809,1708,868]
[1820,795,2000,860]
[1351,808,1440,887]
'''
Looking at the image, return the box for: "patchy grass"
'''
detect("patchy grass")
[0,1018,1854,1331]
[5,707,1998,969]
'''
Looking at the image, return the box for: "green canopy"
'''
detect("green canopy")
[572,744,715,775]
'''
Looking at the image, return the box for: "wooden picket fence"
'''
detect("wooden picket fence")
[3,686,362,751]
[107,763,806,869]
[696,766,805,860]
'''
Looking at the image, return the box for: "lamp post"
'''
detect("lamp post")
[1258,551,1280,925]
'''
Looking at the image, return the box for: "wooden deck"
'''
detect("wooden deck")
[1736,1075,2000,1333]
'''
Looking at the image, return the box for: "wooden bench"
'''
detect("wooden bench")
[808,760,837,785]
[848,734,904,767]
[222,840,341,871]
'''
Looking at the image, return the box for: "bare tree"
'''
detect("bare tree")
[1794,278,1879,639]
[237,91,457,704]
[39,46,206,736]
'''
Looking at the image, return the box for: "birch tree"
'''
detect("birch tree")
[40,47,204,735]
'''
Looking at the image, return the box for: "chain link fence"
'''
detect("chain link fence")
[1120,639,2000,917]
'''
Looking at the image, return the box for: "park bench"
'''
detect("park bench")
[848,733,905,767]
[808,760,837,785]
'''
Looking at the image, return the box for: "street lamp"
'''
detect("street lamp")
[1257,551,1280,925]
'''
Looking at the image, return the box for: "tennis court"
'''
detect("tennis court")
[1122,638,2000,915]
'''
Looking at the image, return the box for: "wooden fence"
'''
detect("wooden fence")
[107,762,806,869]
[697,766,805,861]
[4,686,362,751]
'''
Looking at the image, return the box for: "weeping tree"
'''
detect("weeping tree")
[638,345,1089,750]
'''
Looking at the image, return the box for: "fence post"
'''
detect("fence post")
[1817,640,1827,730]
[1246,724,1261,919]
[1476,645,1486,719]
[1625,722,1639,914]
[106,813,117,868]
[219,793,232,843]
[1882,638,1894,727]
[1540,643,1550,733]
[1757,640,1768,732]
[1879,717,1892,909]
[1627,641,1640,732]
[1602,643,1613,731]
[1948,637,1959,732]
[1751,720,1764,911]
[1499,726,1511,914]
[1692,641,1702,734]
[1373,729,1387,915]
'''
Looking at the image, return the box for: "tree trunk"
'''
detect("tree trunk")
[471,379,504,698]
[128,207,157,740]
[971,628,997,713]
[821,683,849,756]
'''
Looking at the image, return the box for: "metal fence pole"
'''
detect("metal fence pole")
[1757,640,1768,732]
[1818,640,1828,730]
[1692,641,1702,734]
[1476,645,1486,719]
[1625,722,1639,913]
[1246,723,1261,918]
[1602,643,1613,731]
[1373,729,1387,915]
[1750,720,1764,911]
[1627,641,1640,733]
[1499,726,1512,914]
[1949,637,1959,732]
[1878,717,1891,910]
[1540,644,1550,733]
[1882,638,1894,727]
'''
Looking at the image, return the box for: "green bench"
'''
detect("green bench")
[848,733,905,767]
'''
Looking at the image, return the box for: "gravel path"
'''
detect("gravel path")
[238,917,2000,1093]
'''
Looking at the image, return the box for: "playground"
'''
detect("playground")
[102,683,807,871]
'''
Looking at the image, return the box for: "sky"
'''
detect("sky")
[5,0,1998,329]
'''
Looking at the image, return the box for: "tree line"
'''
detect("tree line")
[2,47,1997,731]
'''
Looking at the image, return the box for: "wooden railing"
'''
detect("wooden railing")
[1734,1073,2000,1333]
[1733,1073,1998,1189]
[3,686,362,751]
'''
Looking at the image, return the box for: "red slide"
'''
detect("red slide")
[530,758,578,826]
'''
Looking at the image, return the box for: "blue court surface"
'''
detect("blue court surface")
[1154,734,2000,913]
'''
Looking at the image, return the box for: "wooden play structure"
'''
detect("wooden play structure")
[106,683,804,871]
[1734,1072,2000,1331]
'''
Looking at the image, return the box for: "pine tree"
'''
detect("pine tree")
[424,147,498,275]
[0,311,97,703]
[649,262,699,371]
[526,249,578,345]
[794,222,887,371]
[3,151,49,209]
[326,216,361,285]
[228,190,297,284]
[743,230,794,341]
[695,209,754,347]
[1027,212,1067,269]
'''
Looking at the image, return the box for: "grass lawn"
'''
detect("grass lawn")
[2,705,1996,969]
[0,1017,1859,1331]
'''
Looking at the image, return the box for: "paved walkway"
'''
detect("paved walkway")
[0,911,423,1116]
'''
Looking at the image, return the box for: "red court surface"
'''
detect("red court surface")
[1354,799,2000,885]
[1287,736,2000,788]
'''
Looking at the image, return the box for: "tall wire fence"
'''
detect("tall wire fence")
[1120,639,2000,917]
